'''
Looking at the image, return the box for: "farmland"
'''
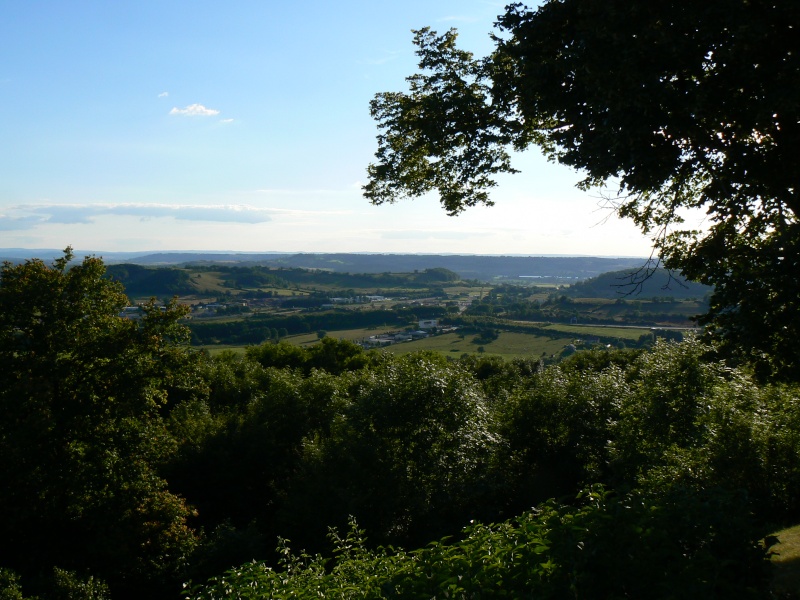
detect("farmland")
[103,262,708,362]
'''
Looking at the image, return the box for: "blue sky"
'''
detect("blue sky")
[1,0,661,256]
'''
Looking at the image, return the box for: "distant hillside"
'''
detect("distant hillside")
[276,266,462,289]
[0,248,163,264]
[254,254,647,281]
[566,268,712,299]
[1,249,649,283]
[127,253,647,282]
[105,264,195,297]
[0,249,292,265]
[126,252,293,265]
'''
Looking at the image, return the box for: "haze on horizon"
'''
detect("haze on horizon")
[0,1,684,257]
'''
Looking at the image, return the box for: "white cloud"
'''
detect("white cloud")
[0,203,275,227]
[158,91,169,98]
[379,229,483,241]
[0,214,48,230]
[220,118,234,123]
[254,187,353,197]
[169,103,220,116]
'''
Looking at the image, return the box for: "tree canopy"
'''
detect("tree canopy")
[0,249,200,597]
[365,0,800,379]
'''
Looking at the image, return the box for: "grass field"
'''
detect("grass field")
[307,328,571,360]
[198,328,572,361]
[189,271,228,294]
[200,345,249,357]
[386,331,568,360]
[295,327,400,345]
[541,323,656,341]
[770,523,800,597]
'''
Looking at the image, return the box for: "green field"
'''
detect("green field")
[302,328,572,360]
[199,345,249,357]
[387,331,569,359]
[198,328,573,361]
[541,323,660,341]
[293,327,399,345]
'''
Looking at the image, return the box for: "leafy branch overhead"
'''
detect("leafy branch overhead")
[365,27,526,216]
[365,0,800,380]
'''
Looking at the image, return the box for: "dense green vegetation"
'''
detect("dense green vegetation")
[2,250,799,598]
[189,487,764,599]
[565,268,712,300]
[176,334,798,598]
[104,263,462,300]
[0,251,201,599]
[105,263,196,296]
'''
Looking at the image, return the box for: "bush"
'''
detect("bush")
[186,486,769,599]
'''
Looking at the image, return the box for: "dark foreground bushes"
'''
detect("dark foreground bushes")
[187,486,766,599]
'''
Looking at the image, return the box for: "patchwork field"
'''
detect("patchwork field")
[540,323,655,341]
[199,329,574,361]
[385,331,569,359]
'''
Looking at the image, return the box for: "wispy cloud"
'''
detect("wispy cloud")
[0,204,276,229]
[254,187,354,197]
[169,103,220,116]
[158,91,169,98]
[220,118,234,123]
[360,49,404,66]
[0,214,48,230]
[379,230,483,241]
[436,15,480,23]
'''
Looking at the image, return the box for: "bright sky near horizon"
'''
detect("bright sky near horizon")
[1,1,661,257]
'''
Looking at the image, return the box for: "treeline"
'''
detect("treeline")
[104,263,196,296]
[103,263,461,298]
[189,306,450,345]
[452,315,670,348]
[267,266,460,289]
[208,265,290,289]
[565,268,712,300]
[465,285,703,326]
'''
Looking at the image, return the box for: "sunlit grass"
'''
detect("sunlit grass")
[771,524,800,598]
[384,331,568,360]
[542,323,654,341]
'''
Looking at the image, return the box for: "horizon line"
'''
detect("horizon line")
[0,247,650,260]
